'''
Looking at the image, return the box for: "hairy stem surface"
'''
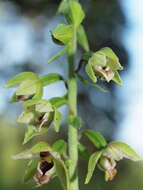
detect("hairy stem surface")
[68,25,79,190]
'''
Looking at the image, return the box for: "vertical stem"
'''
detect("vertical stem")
[68,25,79,190]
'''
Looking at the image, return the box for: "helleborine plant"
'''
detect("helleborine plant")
[4,0,141,190]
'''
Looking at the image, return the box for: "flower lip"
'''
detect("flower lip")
[39,161,54,175]
[33,160,55,186]
[107,168,117,181]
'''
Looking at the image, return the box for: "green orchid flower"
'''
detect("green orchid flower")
[86,47,123,85]
[85,141,141,183]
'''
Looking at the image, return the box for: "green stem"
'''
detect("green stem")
[68,25,79,190]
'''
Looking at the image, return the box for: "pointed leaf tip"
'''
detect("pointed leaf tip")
[85,151,102,184]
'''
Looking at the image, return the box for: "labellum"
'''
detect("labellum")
[93,65,114,82]
[98,156,117,181]
[33,160,55,187]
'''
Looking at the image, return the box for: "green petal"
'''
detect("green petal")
[4,72,38,88]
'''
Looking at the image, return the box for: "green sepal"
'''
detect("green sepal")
[85,151,102,184]
[4,72,38,88]
[5,72,43,101]
[103,141,141,161]
[22,99,42,109]
[23,158,39,183]
[85,62,97,83]
[17,111,35,124]
[112,71,122,86]
[100,47,123,70]
[35,100,54,113]
[23,126,47,145]
[12,141,51,160]
[22,99,53,111]
[89,51,107,67]
[16,79,39,96]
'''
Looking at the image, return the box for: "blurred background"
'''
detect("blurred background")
[0,0,143,189]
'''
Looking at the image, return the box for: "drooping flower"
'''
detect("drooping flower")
[86,47,123,85]
[33,151,55,186]
[12,141,69,189]
[4,72,42,102]
[17,100,54,131]
[85,141,141,184]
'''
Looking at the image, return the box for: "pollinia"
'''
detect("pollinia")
[4,0,141,190]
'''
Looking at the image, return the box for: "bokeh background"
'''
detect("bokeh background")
[0,0,143,189]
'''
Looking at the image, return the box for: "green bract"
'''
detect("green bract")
[77,25,89,52]
[86,47,123,85]
[85,141,141,183]
[84,130,107,149]
[68,115,82,129]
